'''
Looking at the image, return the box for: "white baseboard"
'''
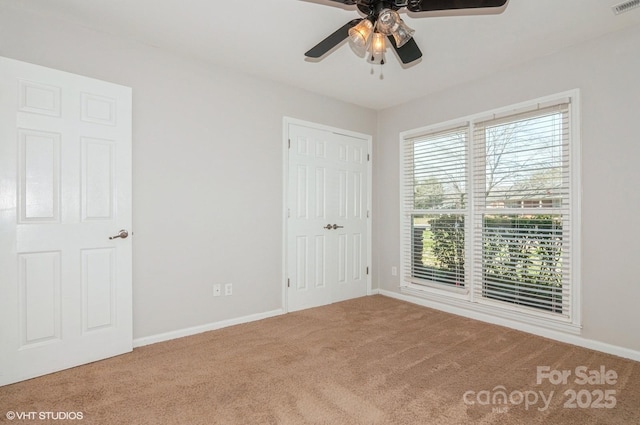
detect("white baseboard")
[134,292,640,363]
[133,309,285,348]
[378,289,640,362]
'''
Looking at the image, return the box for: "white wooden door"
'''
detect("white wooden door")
[286,122,370,312]
[0,57,132,386]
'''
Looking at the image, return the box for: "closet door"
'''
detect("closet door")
[286,122,370,312]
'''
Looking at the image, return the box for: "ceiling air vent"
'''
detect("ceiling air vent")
[612,0,640,15]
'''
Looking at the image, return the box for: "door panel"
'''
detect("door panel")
[18,251,62,346]
[18,129,61,222]
[81,247,116,332]
[286,123,370,312]
[0,56,132,386]
[81,137,115,220]
[288,125,333,310]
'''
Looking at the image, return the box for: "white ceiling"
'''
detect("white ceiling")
[9,0,640,110]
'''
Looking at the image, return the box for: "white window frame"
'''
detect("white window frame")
[399,90,581,334]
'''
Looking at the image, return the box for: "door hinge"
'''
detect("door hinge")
[287,208,291,218]
[366,266,369,275]
[287,278,290,288]
[288,139,291,149]
[367,210,370,218]
[367,153,370,161]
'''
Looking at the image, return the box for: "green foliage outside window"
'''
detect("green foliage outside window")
[413,214,563,311]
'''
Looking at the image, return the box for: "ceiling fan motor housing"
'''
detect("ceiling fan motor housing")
[357,0,403,17]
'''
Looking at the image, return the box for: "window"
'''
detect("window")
[406,126,467,288]
[401,92,580,330]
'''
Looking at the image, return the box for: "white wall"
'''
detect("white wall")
[0,4,377,339]
[374,24,640,354]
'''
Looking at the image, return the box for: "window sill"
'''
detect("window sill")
[400,284,582,336]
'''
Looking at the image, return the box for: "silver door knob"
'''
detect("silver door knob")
[109,229,129,240]
[323,224,333,230]
[332,224,344,230]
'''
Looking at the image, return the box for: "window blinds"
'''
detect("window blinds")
[402,126,468,288]
[401,97,575,322]
[472,103,572,316]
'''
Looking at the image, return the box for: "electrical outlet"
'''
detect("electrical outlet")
[391,266,398,276]
[224,283,233,296]
[213,284,221,297]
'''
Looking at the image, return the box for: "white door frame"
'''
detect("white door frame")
[282,117,372,312]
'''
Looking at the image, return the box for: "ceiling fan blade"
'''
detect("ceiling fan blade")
[407,0,508,12]
[305,19,360,58]
[324,0,357,4]
[388,36,423,64]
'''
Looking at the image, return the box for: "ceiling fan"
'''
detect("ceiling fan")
[305,0,509,65]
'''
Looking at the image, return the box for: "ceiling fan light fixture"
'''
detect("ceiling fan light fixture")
[376,9,401,36]
[376,9,414,48]
[348,18,374,48]
[371,32,387,56]
[391,20,415,48]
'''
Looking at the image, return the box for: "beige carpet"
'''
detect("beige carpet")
[1,295,639,424]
